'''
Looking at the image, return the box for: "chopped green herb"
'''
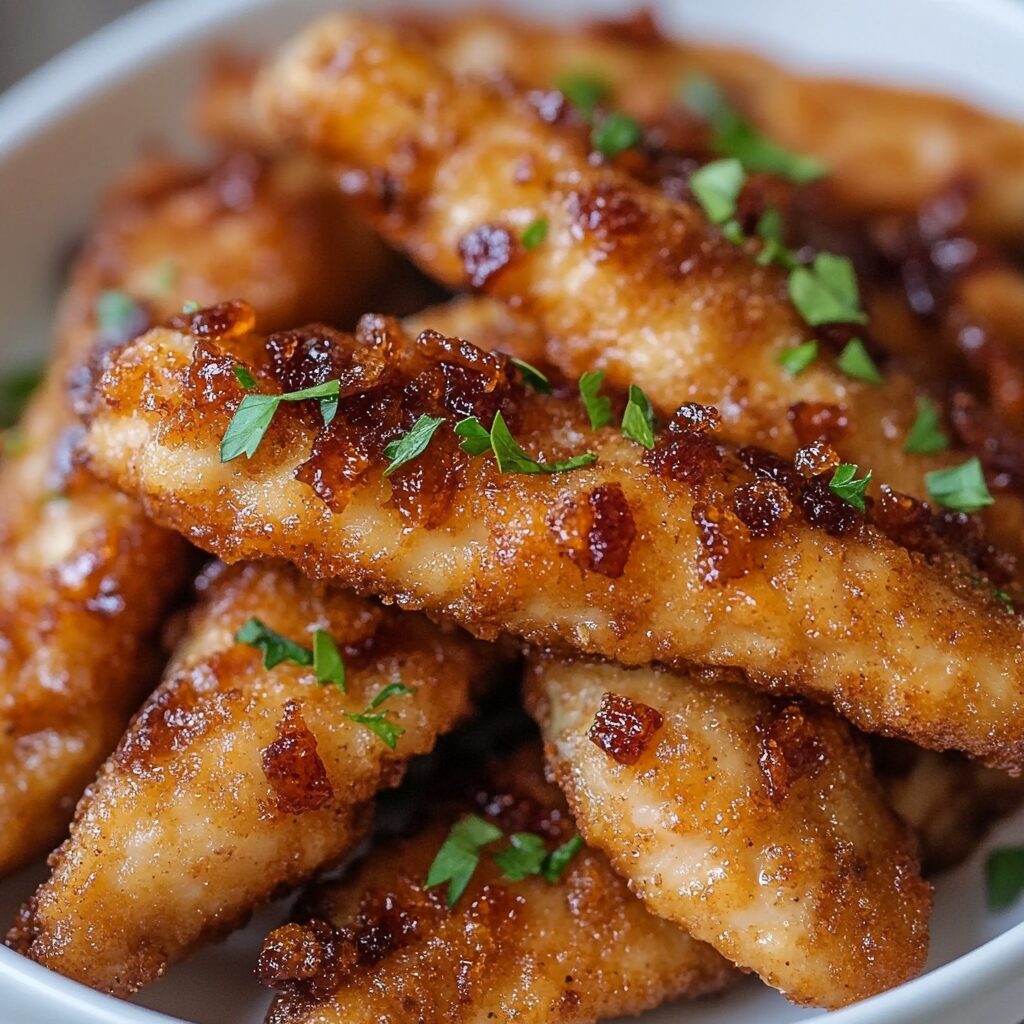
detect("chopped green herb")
[579,370,612,429]
[829,463,872,511]
[313,630,346,689]
[235,617,314,670]
[148,259,178,295]
[343,682,413,749]
[510,357,552,394]
[220,379,341,462]
[556,71,611,121]
[591,112,642,159]
[621,384,656,450]
[458,412,597,474]
[925,457,994,513]
[689,158,746,225]
[0,364,44,428]
[233,365,257,390]
[521,218,549,251]
[382,414,445,477]
[721,218,745,245]
[904,396,949,455]
[681,75,827,184]
[543,833,585,883]
[181,299,201,314]
[426,814,504,906]
[986,847,1024,910]
[788,253,867,326]
[95,289,145,342]
[776,340,819,377]
[996,589,1016,614]
[755,208,799,270]
[493,832,548,882]
[836,338,883,385]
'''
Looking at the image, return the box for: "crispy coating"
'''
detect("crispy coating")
[259,744,734,1024]
[83,314,1024,768]
[255,15,1024,562]
[8,560,494,994]
[0,151,389,875]
[414,11,1024,240]
[525,656,930,1008]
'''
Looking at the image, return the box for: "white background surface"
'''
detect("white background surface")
[2,1,1024,1022]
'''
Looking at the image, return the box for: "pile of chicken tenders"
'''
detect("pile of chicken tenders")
[6,10,1024,1021]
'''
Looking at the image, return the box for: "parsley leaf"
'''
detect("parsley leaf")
[236,617,314,670]
[426,814,504,906]
[313,630,346,689]
[233,365,257,390]
[458,413,597,474]
[382,415,445,477]
[836,338,883,384]
[904,396,949,455]
[521,218,549,251]
[591,112,642,159]
[511,358,552,394]
[343,682,414,749]
[829,463,872,511]
[788,253,867,326]
[220,379,341,462]
[543,834,585,882]
[493,832,548,882]
[95,289,147,344]
[755,208,799,270]
[986,847,1024,910]
[776,340,818,377]
[557,71,611,121]
[925,457,994,513]
[148,259,178,295]
[0,364,44,428]
[579,370,612,429]
[621,384,656,449]
[682,75,827,184]
[689,158,746,225]
[181,299,201,314]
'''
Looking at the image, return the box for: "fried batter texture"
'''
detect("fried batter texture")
[525,656,930,1008]
[258,744,734,1024]
[9,561,493,994]
[83,313,1024,768]
[255,14,1024,565]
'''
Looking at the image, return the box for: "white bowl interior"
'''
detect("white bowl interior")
[2,1,1024,1022]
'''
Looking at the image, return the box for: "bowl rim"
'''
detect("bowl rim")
[2,0,1024,1021]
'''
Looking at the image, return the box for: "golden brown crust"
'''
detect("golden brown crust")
[524,656,931,1008]
[84,315,1024,768]
[259,744,734,1024]
[0,150,390,875]
[255,15,1024,562]
[8,561,494,995]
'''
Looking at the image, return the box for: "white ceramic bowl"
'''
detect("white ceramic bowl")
[2,0,1024,1021]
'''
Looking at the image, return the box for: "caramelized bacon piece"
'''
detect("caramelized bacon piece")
[8,561,494,995]
[526,656,930,1008]
[258,745,734,1023]
[84,317,1024,768]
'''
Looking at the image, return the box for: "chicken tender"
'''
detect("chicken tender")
[83,312,1024,768]
[9,560,494,994]
[258,744,734,1024]
[524,656,930,1007]
[255,14,1024,562]
[0,151,388,874]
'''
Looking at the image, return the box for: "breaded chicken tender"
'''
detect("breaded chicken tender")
[524,657,930,1008]
[254,15,1024,563]
[84,312,1024,768]
[258,744,734,1024]
[9,561,494,995]
[0,150,385,874]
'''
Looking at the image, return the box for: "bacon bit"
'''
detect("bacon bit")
[267,326,347,392]
[261,701,334,815]
[757,703,828,803]
[799,475,863,536]
[788,401,850,446]
[794,441,841,479]
[645,403,723,487]
[588,692,664,766]
[459,224,516,289]
[731,479,793,538]
[547,484,636,578]
[569,184,646,242]
[692,501,752,583]
[738,445,804,495]
[171,299,255,342]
